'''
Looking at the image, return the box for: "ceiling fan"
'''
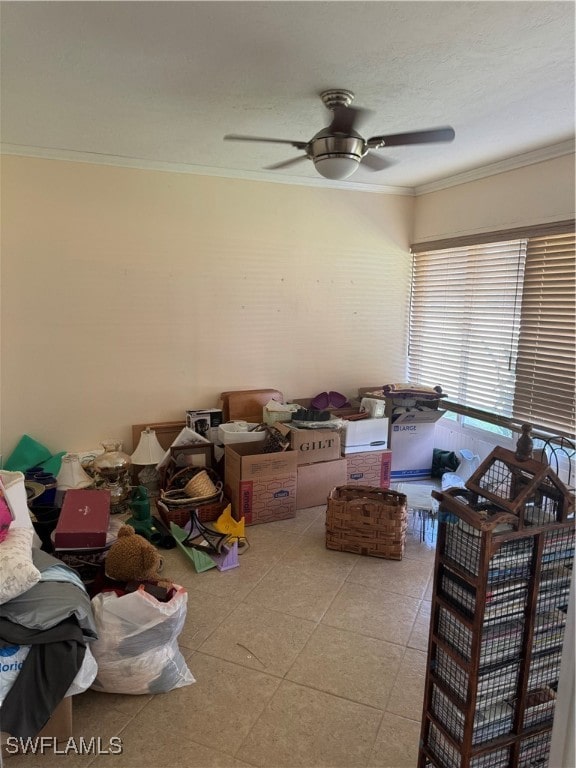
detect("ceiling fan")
[224,89,455,181]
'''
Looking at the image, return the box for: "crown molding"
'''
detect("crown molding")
[414,139,575,195]
[0,143,414,196]
[3,139,573,197]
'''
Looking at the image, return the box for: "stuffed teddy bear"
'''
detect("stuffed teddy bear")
[103,524,174,598]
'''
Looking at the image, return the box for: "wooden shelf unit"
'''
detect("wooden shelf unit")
[418,445,574,768]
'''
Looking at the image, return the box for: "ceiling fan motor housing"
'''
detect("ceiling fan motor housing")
[310,134,365,161]
[310,135,365,179]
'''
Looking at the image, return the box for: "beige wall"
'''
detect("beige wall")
[1,156,413,456]
[413,154,575,243]
[3,153,574,459]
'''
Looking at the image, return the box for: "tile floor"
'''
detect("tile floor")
[9,498,438,768]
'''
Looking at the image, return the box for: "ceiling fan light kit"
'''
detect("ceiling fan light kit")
[311,133,364,179]
[313,155,361,180]
[224,89,455,182]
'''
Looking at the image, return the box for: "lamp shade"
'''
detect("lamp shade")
[131,428,166,466]
[56,454,93,490]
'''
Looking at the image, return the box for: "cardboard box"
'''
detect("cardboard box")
[224,443,298,525]
[346,450,392,488]
[341,417,389,454]
[54,489,111,549]
[40,696,73,741]
[2,697,73,755]
[392,409,446,425]
[296,458,347,509]
[389,409,446,480]
[288,426,341,465]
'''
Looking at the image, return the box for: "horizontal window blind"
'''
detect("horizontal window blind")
[513,232,576,435]
[409,239,526,416]
[409,223,576,438]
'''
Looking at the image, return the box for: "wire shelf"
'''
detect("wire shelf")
[518,730,552,768]
[427,723,511,768]
[431,684,514,746]
[444,519,533,582]
[435,648,520,710]
[517,687,557,730]
[527,649,563,691]
[440,568,528,625]
[438,606,524,667]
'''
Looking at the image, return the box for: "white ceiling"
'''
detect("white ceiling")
[1,1,574,193]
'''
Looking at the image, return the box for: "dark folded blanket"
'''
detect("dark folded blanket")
[0,617,86,738]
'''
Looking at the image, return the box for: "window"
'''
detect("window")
[409,223,575,438]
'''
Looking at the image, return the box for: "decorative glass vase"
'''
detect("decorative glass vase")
[92,440,132,512]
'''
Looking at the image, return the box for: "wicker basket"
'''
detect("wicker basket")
[156,492,229,527]
[159,446,215,490]
[162,465,221,492]
[157,464,227,526]
[326,485,408,560]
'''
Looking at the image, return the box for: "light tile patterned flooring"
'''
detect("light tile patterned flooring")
[10,502,438,768]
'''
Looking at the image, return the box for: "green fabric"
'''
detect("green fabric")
[4,435,65,475]
[39,452,66,476]
[4,435,52,472]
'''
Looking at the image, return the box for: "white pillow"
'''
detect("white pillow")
[0,527,41,604]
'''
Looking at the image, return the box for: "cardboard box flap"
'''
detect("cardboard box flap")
[297,458,347,509]
[224,442,298,477]
[392,409,446,424]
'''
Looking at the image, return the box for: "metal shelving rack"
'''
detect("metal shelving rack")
[418,440,575,768]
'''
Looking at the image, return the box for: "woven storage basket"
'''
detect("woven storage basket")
[326,485,408,560]
[157,493,229,527]
[163,465,221,492]
[158,464,227,526]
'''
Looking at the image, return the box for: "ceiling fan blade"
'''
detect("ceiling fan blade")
[367,126,455,148]
[264,155,309,170]
[328,105,370,135]
[224,134,308,150]
[360,153,396,172]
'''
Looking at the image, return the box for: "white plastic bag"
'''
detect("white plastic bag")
[66,644,98,696]
[90,585,194,694]
[0,644,30,705]
[1,642,97,705]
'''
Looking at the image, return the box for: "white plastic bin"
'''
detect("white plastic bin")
[217,423,265,446]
